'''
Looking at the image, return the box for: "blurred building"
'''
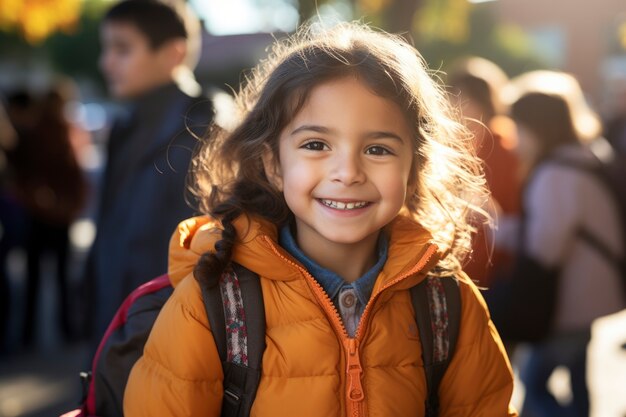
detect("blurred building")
[195,31,280,89]
[495,0,626,108]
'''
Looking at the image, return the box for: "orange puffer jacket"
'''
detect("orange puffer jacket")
[124,214,517,417]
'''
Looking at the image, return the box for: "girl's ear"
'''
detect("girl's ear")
[405,158,419,205]
[262,145,283,192]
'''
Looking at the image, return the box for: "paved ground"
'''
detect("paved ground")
[0,344,90,417]
[0,248,92,417]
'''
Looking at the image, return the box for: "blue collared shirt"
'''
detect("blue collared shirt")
[279,225,389,336]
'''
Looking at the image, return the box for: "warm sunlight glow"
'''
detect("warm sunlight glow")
[0,0,81,43]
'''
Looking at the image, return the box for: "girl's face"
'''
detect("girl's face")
[265,77,415,251]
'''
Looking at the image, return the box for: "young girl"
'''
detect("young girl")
[124,23,516,416]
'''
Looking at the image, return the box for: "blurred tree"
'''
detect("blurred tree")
[0,0,82,44]
[359,0,423,35]
[415,0,470,43]
[294,0,423,35]
[45,4,105,85]
[413,2,547,78]
[293,0,545,77]
[0,1,107,92]
[0,0,548,98]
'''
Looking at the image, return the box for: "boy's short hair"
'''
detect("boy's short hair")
[103,0,187,49]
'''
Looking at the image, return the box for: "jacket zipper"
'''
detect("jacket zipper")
[263,236,438,417]
[345,338,365,417]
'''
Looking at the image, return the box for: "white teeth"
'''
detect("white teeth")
[321,199,368,210]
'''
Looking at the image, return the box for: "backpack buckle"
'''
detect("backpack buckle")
[79,371,92,404]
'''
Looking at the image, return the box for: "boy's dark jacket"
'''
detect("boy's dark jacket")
[85,83,212,337]
[124,214,517,417]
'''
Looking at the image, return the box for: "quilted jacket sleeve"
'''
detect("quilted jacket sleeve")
[439,274,518,417]
[124,275,224,417]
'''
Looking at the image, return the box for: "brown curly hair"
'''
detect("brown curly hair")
[190,22,488,286]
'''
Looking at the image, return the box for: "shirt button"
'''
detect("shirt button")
[341,292,356,308]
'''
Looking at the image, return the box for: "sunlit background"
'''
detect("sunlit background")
[1,0,625,103]
[1,1,626,416]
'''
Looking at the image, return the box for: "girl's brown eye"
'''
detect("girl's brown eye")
[365,146,392,155]
[302,141,327,151]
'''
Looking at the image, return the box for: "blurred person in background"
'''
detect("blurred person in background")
[85,0,213,340]
[0,97,18,354]
[3,91,40,351]
[497,71,625,417]
[10,84,88,348]
[447,57,521,287]
[604,85,626,155]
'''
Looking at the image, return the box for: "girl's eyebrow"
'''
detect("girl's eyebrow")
[290,124,333,136]
[290,124,405,143]
[365,131,405,143]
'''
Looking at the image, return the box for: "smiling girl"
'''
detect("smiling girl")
[124,22,516,417]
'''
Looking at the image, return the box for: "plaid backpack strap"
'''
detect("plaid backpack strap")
[410,274,461,417]
[201,263,266,417]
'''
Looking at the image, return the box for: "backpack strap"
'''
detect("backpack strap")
[546,156,626,289]
[411,275,461,417]
[577,227,625,273]
[201,263,266,417]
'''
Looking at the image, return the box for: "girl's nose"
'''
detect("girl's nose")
[331,151,366,185]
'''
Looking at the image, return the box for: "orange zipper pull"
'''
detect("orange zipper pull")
[345,338,364,404]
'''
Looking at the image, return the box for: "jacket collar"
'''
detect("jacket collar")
[168,214,441,290]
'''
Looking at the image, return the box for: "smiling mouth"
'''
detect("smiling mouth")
[319,199,370,210]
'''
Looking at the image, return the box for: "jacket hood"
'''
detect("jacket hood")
[168,214,442,289]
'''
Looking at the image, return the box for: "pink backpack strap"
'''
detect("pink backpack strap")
[83,275,171,416]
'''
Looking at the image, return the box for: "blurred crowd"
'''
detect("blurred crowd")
[0,83,90,350]
[447,58,626,417]
[1,1,626,417]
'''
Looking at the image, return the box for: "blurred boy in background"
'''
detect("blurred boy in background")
[85,0,213,340]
